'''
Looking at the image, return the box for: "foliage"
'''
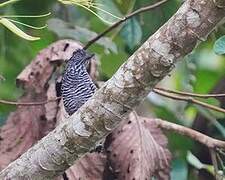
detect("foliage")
[120,17,142,50]
[58,0,124,24]
[0,0,50,40]
[214,35,225,55]
[0,0,225,179]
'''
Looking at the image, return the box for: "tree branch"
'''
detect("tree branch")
[1,87,225,107]
[155,87,225,98]
[1,0,225,179]
[153,88,225,114]
[0,97,61,106]
[149,118,225,149]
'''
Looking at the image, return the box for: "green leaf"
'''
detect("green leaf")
[170,159,188,180]
[113,0,136,14]
[194,69,223,93]
[204,164,215,175]
[0,74,5,82]
[0,0,19,7]
[100,50,128,77]
[96,0,123,24]
[120,17,142,49]
[214,35,225,55]
[0,115,7,126]
[194,106,225,138]
[201,98,225,119]
[187,151,205,169]
[0,18,40,41]
[48,18,117,53]
[59,0,123,24]
[187,151,215,175]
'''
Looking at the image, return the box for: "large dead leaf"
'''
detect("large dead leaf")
[105,114,171,180]
[16,39,82,93]
[59,153,107,180]
[1,39,170,179]
[0,40,83,170]
[42,82,59,136]
[0,94,45,169]
[56,112,171,180]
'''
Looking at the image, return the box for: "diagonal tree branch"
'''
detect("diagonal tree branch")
[1,0,225,179]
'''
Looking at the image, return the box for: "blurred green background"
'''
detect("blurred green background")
[0,0,225,179]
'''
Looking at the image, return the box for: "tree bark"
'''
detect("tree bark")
[1,0,225,179]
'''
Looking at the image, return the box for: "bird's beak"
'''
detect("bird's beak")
[86,53,94,61]
[90,53,95,59]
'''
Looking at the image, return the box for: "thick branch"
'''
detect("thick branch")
[1,0,225,179]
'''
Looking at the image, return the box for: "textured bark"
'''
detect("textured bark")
[1,0,225,179]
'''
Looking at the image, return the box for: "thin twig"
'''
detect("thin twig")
[0,97,61,106]
[155,87,225,98]
[216,153,224,168]
[153,89,225,114]
[210,149,219,180]
[1,86,225,108]
[151,118,225,149]
[83,0,169,49]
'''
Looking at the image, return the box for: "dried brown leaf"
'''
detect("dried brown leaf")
[87,56,99,81]
[0,94,45,170]
[16,39,82,93]
[105,113,171,180]
[56,153,107,180]
[0,40,83,170]
[43,82,59,136]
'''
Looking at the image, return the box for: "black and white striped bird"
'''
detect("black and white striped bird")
[61,49,96,115]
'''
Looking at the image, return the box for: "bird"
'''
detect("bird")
[61,48,96,116]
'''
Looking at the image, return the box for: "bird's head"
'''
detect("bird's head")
[69,49,94,67]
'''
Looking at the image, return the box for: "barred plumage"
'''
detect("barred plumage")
[61,49,96,115]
